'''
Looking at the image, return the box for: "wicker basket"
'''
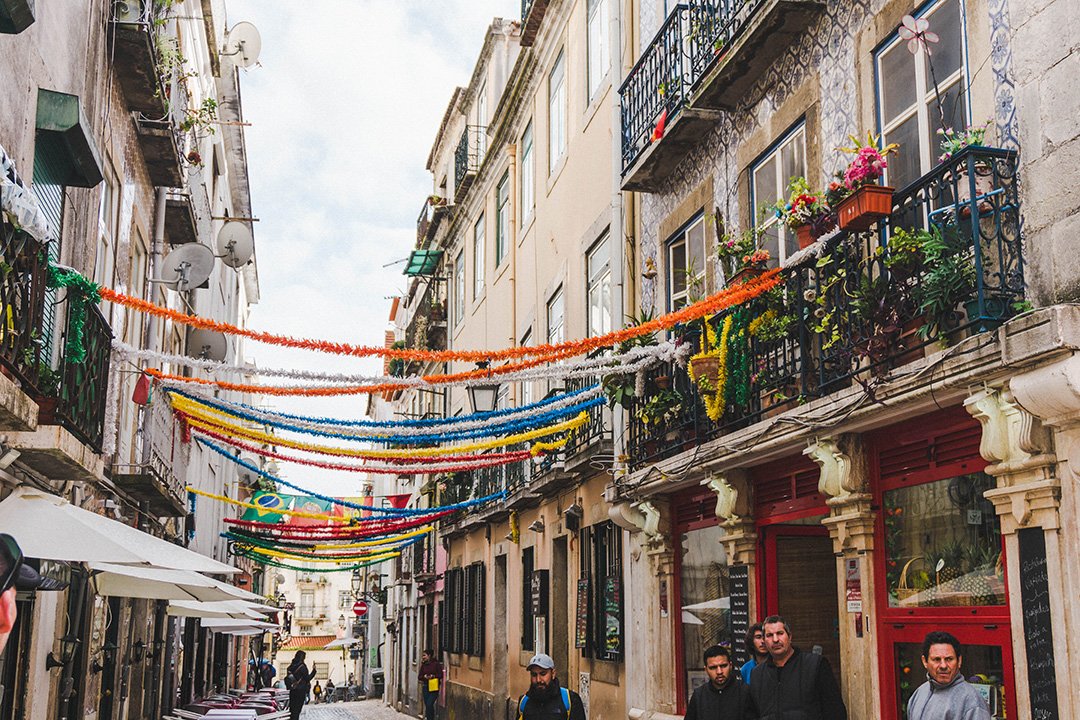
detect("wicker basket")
[896,556,923,603]
[690,355,722,394]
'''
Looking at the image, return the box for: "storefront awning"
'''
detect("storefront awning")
[167,600,269,619]
[206,576,266,600]
[35,89,103,188]
[0,486,238,574]
[199,618,277,630]
[403,249,443,276]
[0,0,35,34]
[323,636,361,649]
[89,562,238,602]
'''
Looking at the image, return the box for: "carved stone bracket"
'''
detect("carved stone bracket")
[821,493,875,554]
[702,471,756,564]
[805,436,862,500]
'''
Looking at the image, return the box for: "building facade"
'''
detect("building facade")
[0,1,261,718]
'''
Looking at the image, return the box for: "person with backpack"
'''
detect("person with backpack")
[312,680,322,704]
[517,653,586,720]
[286,650,312,720]
[748,616,846,720]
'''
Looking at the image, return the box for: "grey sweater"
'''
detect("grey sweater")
[906,675,992,720]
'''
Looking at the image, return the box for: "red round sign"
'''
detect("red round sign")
[352,600,368,617]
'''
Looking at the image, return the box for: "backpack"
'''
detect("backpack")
[518,687,570,720]
[284,673,296,690]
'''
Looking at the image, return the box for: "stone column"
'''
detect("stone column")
[703,471,758,612]
[969,369,1077,720]
[806,435,879,720]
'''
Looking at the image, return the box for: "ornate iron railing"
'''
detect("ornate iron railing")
[563,365,611,459]
[404,282,447,352]
[0,216,49,395]
[454,125,485,192]
[619,5,691,172]
[685,0,763,79]
[416,195,448,247]
[521,0,535,21]
[50,304,112,452]
[627,146,1023,471]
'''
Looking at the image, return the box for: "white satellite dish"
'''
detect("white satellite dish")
[186,328,228,362]
[237,454,262,484]
[216,221,255,269]
[153,243,215,291]
[222,22,262,69]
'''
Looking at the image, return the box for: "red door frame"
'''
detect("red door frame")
[868,409,1016,720]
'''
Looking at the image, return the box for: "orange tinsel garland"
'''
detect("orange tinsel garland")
[98,269,782,364]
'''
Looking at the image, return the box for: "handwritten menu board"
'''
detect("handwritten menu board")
[1017,527,1059,719]
[729,565,750,667]
[575,578,589,649]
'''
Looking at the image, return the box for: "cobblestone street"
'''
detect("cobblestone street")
[299,700,415,720]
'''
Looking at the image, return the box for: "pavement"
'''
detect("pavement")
[300,700,415,720]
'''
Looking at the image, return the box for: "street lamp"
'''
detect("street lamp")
[338,614,346,631]
[467,361,499,413]
[351,568,363,598]
[46,636,80,670]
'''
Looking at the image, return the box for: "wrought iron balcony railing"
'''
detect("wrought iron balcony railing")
[520,0,550,46]
[562,362,612,460]
[111,395,187,516]
[416,195,449,247]
[454,125,486,203]
[404,282,447,353]
[0,216,49,396]
[627,146,1023,471]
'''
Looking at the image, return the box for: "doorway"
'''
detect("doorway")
[760,525,841,678]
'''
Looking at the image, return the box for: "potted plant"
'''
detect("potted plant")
[912,225,976,344]
[716,224,769,286]
[831,132,900,232]
[602,312,658,409]
[771,177,835,248]
[938,121,994,212]
[635,388,685,428]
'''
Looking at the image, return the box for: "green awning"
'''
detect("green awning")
[0,0,35,34]
[35,89,103,188]
[403,248,444,277]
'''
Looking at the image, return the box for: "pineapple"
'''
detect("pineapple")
[959,543,1003,605]
[926,541,965,606]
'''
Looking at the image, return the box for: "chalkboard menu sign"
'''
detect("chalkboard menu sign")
[575,578,589,649]
[1017,527,1059,719]
[729,565,750,667]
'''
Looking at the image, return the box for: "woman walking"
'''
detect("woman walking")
[287,651,312,720]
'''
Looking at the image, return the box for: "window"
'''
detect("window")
[750,124,806,268]
[876,0,968,190]
[578,521,623,661]
[453,250,465,325]
[547,287,564,345]
[472,215,485,299]
[94,175,117,289]
[667,215,707,310]
[678,521,732,694]
[496,173,510,266]
[476,82,489,158]
[586,232,612,336]
[587,0,610,99]
[313,662,329,680]
[299,591,314,618]
[338,591,351,609]
[548,51,567,173]
[463,563,486,656]
[521,547,535,651]
[519,329,533,406]
[520,122,535,226]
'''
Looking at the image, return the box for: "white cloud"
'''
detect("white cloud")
[227,1,518,498]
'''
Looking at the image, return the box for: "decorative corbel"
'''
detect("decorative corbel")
[704,474,740,524]
[964,387,1012,464]
[804,437,854,500]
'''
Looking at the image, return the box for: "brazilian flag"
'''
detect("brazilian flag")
[242,492,289,523]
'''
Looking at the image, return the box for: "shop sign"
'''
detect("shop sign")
[845,558,862,613]
[1018,527,1059,719]
[729,566,750,667]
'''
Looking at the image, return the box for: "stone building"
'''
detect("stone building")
[0,1,262,718]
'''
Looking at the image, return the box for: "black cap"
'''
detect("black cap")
[14,564,67,592]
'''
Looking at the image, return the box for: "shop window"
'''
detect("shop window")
[893,641,1006,718]
[578,521,623,661]
[677,522,731,696]
[883,472,1004,608]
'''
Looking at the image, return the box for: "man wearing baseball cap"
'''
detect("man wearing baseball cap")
[0,533,68,655]
[517,653,586,720]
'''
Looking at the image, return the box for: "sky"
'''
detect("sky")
[226,1,519,498]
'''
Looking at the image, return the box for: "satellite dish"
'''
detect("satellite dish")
[237,454,262,484]
[222,22,262,69]
[186,329,228,362]
[155,243,215,291]
[216,221,255,268]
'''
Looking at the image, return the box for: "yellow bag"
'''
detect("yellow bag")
[427,678,440,693]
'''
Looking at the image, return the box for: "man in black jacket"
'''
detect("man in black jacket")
[518,653,586,720]
[684,645,755,720]
[748,616,847,720]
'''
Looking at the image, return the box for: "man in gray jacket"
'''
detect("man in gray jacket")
[907,631,992,720]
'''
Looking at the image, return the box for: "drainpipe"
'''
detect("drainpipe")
[610,0,626,484]
[139,187,167,465]
[508,143,519,403]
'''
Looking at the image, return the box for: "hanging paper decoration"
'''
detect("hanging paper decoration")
[132,372,151,405]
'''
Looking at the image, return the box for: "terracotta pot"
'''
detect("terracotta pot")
[795,224,815,249]
[726,266,765,288]
[836,184,894,232]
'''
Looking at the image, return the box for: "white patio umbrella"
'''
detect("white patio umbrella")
[0,487,237,574]
[681,610,705,625]
[682,597,731,612]
[89,562,238,602]
[199,618,277,630]
[323,637,361,649]
[167,600,269,619]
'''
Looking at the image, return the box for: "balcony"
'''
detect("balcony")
[520,0,550,47]
[11,302,112,480]
[454,126,485,204]
[110,0,169,116]
[416,195,449,248]
[111,396,187,516]
[627,147,1024,470]
[561,364,612,466]
[164,190,198,245]
[620,0,822,191]
[404,282,447,353]
[0,216,50,431]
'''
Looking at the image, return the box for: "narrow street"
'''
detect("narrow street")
[300,701,414,720]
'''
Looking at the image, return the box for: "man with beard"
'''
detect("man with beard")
[684,645,754,720]
[748,616,846,720]
[517,653,586,720]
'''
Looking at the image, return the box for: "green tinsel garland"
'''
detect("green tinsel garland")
[725,307,752,407]
[229,546,393,573]
[46,263,101,364]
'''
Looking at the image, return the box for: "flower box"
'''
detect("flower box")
[836,184,894,232]
[795,224,815,249]
[726,266,766,288]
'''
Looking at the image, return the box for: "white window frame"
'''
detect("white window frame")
[476,81,489,159]
[586,231,612,336]
[453,250,465,325]
[519,329,533,406]
[473,215,486,299]
[875,0,970,187]
[520,122,535,226]
[496,173,510,266]
[667,215,707,311]
[548,50,567,174]
[750,124,807,268]
[547,287,564,346]
[587,0,610,100]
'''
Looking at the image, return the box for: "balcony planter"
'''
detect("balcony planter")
[726,266,766,288]
[964,295,1011,332]
[689,356,721,395]
[795,224,815,249]
[836,184,893,232]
